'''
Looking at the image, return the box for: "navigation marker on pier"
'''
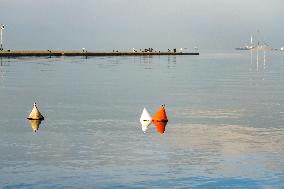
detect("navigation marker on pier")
[0,24,4,51]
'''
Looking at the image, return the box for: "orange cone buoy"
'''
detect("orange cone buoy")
[152,105,168,122]
[27,102,44,120]
[153,120,167,134]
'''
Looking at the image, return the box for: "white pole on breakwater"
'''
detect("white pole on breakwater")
[0,24,4,51]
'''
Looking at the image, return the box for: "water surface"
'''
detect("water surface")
[0,51,284,188]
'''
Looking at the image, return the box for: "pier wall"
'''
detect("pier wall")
[0,50,199,57]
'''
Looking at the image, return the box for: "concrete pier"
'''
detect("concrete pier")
[0,50,199,57]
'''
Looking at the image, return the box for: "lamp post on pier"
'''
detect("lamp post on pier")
[0,24,4,51]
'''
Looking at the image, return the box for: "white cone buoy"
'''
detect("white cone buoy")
[27,102,44,120]
[140,108,152,133]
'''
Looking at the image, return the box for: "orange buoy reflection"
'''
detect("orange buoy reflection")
[152,105,168,122]
[153,120,168,134]
[28,119,42,133]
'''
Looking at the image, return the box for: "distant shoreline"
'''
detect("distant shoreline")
[0,50,199,57]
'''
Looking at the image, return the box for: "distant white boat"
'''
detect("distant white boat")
[236,36,255,50]
[140,108,152,133]
[236,32,276,51]
[235,45,255,50]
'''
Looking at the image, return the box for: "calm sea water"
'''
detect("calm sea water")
[0,51,284,188]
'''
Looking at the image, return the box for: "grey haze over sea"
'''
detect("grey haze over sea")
[1,0,284,51]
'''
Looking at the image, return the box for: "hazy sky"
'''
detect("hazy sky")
[1,0,283,51]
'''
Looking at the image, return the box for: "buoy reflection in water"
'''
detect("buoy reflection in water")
[153,120,167,134]
[28,119,42,133]
[141,125,149,133]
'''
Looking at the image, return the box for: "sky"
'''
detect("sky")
[0,0,283,51]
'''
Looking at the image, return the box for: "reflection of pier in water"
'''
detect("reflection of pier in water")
[250,48,284,73]
[250,47,269,72]
[134,55,178,70]
[0,57,6,83]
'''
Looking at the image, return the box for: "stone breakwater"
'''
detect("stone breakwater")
[0,50,199,57]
